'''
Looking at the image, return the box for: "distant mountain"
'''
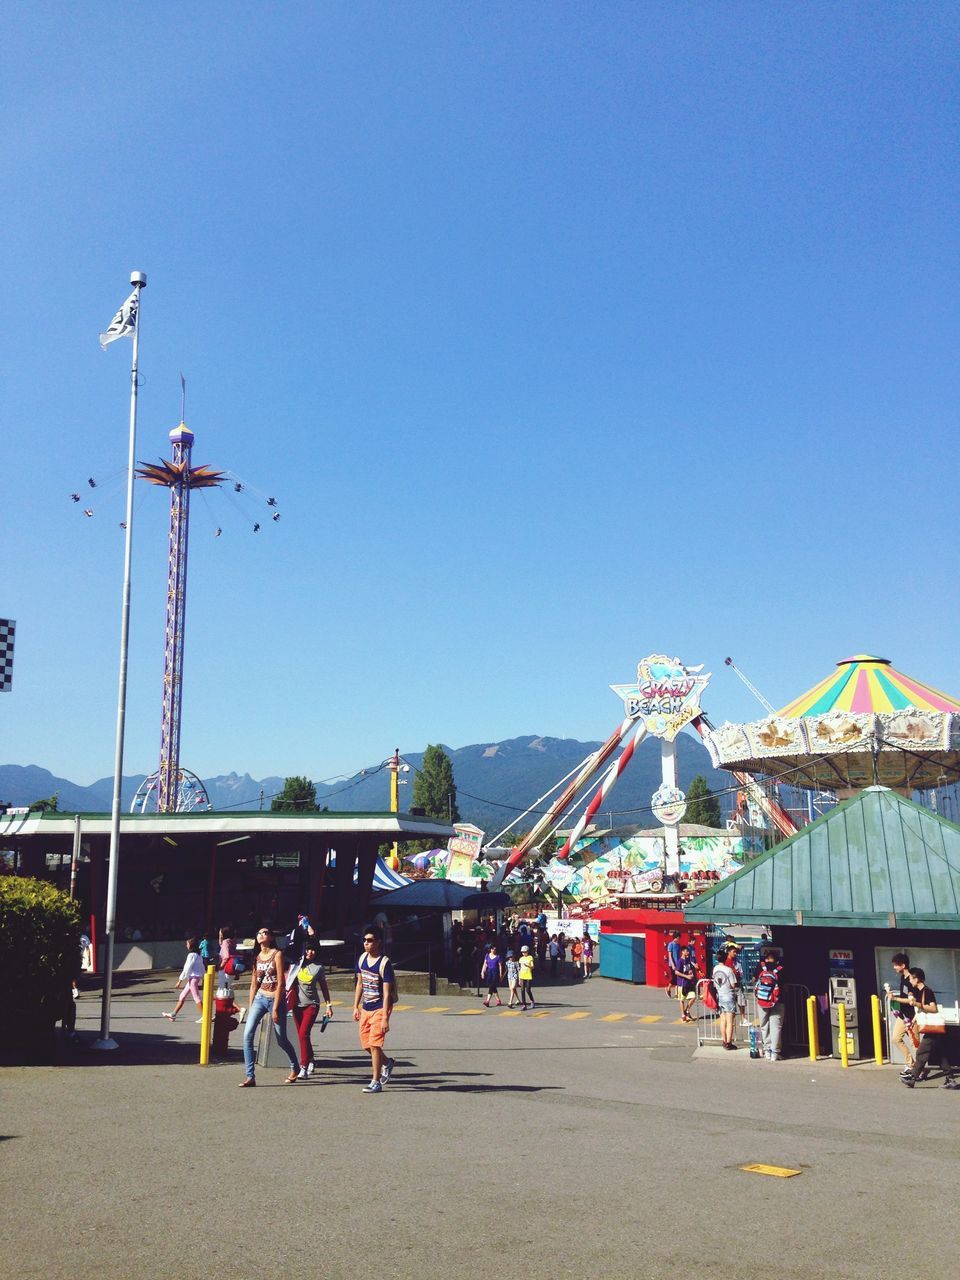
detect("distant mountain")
[1,732,729,833]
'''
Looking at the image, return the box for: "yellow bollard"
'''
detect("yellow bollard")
[838,1002,849,1067]
[199,964,215,1066]
[871,994,884,1066]
[806,994,820,1061]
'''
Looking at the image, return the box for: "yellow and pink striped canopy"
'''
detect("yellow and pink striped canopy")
[776,655,960,719]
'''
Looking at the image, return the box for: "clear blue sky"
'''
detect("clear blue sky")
[2,4,958,787]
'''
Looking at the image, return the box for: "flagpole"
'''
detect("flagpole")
[94,270,147,1051]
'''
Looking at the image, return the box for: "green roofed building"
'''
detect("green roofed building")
[684,786,960,1056]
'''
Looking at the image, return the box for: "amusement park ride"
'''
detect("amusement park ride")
[488,652,960,892]
[77,383,281,813]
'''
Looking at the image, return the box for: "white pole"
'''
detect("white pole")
[94,271,146,1051]
[69,813,81,900]
[661,737,681,879]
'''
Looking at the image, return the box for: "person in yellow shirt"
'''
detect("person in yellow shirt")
[518,945,537,1010]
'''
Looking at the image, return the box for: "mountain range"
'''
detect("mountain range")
[0,732,729,835]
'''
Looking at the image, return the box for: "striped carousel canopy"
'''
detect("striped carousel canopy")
[776,655,960,719]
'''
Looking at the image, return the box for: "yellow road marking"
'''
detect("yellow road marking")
[637,1015,663,1023]
[419,1006,450,1013]
[561,1011,592,1020]
[330,1000,347,1007]
[740,1164,801,1178]
[391,1004,414,1012]
[600,1013,629,1022]
[499,1009,523,1016]
[529,1011,551,1018]
[457,1008,485,1015]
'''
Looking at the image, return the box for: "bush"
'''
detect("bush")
[0,876,80,1059]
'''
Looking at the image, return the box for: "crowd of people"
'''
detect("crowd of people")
[150,918,959,1093]
[453,913,596,994]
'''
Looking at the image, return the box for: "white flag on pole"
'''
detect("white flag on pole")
[99,289,139,350]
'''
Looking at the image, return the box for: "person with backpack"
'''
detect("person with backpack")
[755,950,784,1060]
[353,924,397,1094]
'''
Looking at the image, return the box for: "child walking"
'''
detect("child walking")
[518,945,537,1008]
[505,950,522,1007]
[482,945,504,1006]
[162,937,206,1021]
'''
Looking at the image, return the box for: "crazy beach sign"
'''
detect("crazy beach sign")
[611,654,711,740]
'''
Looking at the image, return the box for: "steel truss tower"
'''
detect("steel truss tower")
[136,423,224,811]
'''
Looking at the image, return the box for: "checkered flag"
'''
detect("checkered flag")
[0,618,14,692]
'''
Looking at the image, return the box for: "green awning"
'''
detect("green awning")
[684,787,960,929]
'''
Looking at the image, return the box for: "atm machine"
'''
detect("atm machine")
[828,948,861,1059]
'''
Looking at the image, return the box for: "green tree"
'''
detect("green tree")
[684,775,722,828]
[28,792,59,813]
[412,745,460,824]
[271,775,318,812]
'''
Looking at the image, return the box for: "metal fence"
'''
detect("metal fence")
[695,979,810,1053]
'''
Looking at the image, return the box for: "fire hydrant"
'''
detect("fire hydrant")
[212,962,240,1058]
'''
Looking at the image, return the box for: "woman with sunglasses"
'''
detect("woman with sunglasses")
[239,926,301,1087]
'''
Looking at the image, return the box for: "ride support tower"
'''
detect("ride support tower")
[136,422,224,811]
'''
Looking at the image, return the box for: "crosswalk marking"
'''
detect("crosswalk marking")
[637,1015,663,1023]
[457,1008,485,1015]
[528,1010,551,1018]
[498,1009,523,1017]
[600,1012,629,1022]
[419,1006,451,1013]
[391,1004,414,1012]
[561,1011,592,1020]
[330,1000,347,1007]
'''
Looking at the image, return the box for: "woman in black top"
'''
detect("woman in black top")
[900,967,958,1090]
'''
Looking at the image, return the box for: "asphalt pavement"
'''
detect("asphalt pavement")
[2,973,957,1280]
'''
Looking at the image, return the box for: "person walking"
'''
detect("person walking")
[900,967,959,1090]
[571,936,584,979]
[676,944,698,1023]
[162,938,207,1022]
[884,952,917,1075]
[518,945,537,1009]
[665,931,683,999]
[582,933,594,979]
[755,950,784,1060]
[505,950,522,1007]
[712,944,741,1049]
[482,944,504,1007]
[548,935,560,978]
[289,939,334,1079]
[238,927,301,1087]
[353,924,396,1094]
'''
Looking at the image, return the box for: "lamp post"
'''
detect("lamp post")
[386,749,409,870]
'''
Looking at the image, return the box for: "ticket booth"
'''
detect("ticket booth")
[593,907,708,986]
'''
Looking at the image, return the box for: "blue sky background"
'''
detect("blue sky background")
[2,3,958,786]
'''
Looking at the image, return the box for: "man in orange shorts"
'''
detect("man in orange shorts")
[353,924,396,1094]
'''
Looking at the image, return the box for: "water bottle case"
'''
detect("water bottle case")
[319,1015,330,1033]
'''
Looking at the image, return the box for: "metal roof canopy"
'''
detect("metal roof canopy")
[684,786,960,930]
[0,808,454,845]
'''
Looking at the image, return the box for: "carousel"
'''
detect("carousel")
[699,654,960,797]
